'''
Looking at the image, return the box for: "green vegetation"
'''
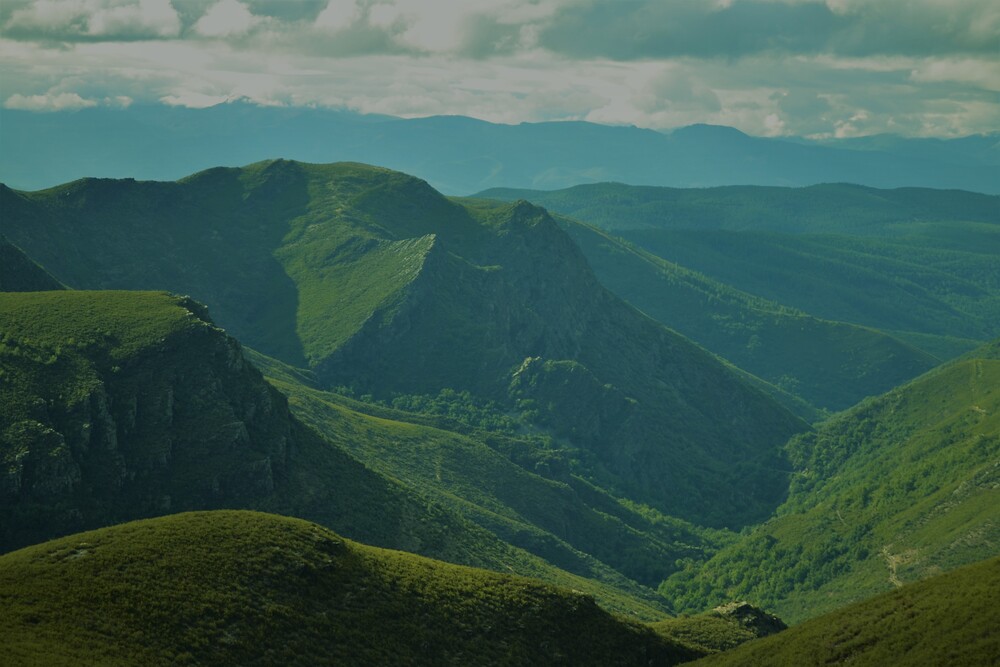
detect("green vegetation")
[539,213,939,413]
[691,555,1000,666]
[0,290,693,619]
[2,161,807,529]
[653,601,786,655]
[478,182,1000,235]
[659,339,1000,623]
[0,510,702,666]
[0,237,64,292]
[480,182,1000,347]
[624,228,999,342]
[254,351,729,594]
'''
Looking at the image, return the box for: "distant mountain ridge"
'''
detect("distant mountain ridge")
[2,103,997,194]
[482,182,1000,351]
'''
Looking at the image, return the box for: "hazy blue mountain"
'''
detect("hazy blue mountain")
[2,102,997,195]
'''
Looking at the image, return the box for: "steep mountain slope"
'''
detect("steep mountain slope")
[660,339,1000,623]
[0,237,64,292]
[0,510,702,667]
[692,555,1000,667]
[251,349,729,590]
[533,214,938,412]
[0,290,678,616]
[481,182,1000,345]
[1,161,807,528]
[3,104,998,194]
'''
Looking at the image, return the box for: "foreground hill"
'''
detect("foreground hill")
[482,182,1000,347]
[2,104,998,195]
[0,510,700,666]
[1,161,806,528]
[691,555,1000,666]
[660,338,1000,622]
[0,290,678,616]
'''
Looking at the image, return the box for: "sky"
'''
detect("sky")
[1,0,998,138]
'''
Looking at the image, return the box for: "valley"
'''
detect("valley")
[2,161,998,665]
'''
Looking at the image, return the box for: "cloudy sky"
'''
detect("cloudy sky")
[1,0,998,138]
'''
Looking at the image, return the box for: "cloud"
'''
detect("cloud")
[193,0,261,38]
[536,0,1000,60]
[314,0,360,32]
[0,0,996,138]
[5,90,99,111]
[3,0,181,41]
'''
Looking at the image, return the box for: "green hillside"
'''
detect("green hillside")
[0,237,64,292]
[659,339,1000,623]
[1,162,807,529]
[251,348,730,591]
[478,182,1000,235]
[0,290,679,617]
[624,228,999,342]
[480,182,1000,347]
[542,214,938,412]
[0,510,701,667]
[691,555,1000,667]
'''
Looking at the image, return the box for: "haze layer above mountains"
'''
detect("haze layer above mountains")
[2,103,998,195]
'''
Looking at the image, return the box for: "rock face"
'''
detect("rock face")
[712,601,788,639]
[0,292,293,552]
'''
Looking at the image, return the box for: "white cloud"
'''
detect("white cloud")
[4,0,181,40]
[314,0,360,31]
[193,0,261,38]
[1,1,997,137]
[5,91,98,111]
[87,0,180,38]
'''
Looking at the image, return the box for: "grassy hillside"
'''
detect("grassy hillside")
[0,510,702,666]
[1,162,807,529]
[0,237,64,292]
[624,228,999,342]
[659,339,1000,623]
[248,348,730,591]
[0,290,681,618]
[541,214,938,412]
[691,555,1000,667]
[480,182,1000,346]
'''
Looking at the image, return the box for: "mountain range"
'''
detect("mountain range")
[2,159,999,664]
[1,161,806,529]
[2,102,998,195]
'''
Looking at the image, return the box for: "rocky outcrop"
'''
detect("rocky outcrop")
[711,601,788,638]
[0,295,294,552]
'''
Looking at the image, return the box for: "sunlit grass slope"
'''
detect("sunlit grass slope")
[0,510,702,667]
[660,339,1000,623]
[690,555,1000,667]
